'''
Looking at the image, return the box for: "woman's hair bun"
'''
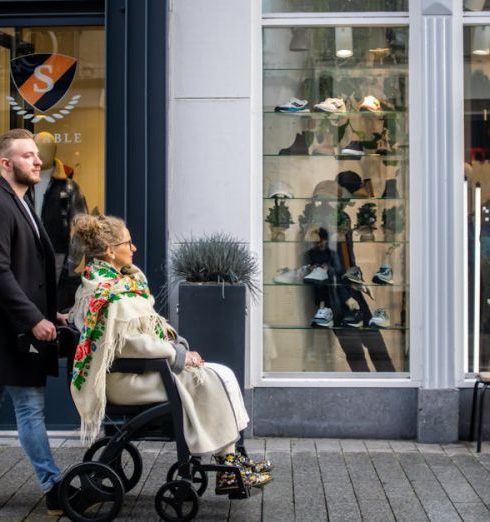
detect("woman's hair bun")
[70,213,126,259]
[71,214,102,249]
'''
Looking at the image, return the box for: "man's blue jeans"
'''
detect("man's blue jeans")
[0,386,61,492]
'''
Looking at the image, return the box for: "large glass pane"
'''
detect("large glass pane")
[263,26,409,373]
[0,26,104,308]
[263,1,408,13]
[464,0,490,11]
[464,25,490,373]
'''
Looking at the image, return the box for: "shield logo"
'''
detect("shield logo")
[10,53,77,112]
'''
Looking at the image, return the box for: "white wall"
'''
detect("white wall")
[167,0,254,325]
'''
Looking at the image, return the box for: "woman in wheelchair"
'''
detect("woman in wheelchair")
[68,214,272,493]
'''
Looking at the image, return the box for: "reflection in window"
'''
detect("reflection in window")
[263,0,408,13]
[262,26,409,374]
[464,25,490,373]
[464,0,490,11]
[0,26,104,309]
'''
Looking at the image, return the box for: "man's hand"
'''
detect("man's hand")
[56,312,68,326]
[185,351,204,368]
[32,319,57,341]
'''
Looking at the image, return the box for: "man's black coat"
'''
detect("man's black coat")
[0,176,58,386]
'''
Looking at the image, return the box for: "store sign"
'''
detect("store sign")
[7,53,81,123]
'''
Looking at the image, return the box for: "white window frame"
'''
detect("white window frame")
[249,1,418,388]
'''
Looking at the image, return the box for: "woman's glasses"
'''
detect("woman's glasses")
[113,239,133,248]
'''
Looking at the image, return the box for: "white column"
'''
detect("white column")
[410,0,464,390]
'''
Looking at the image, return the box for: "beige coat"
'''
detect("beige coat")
[70,266,246,455]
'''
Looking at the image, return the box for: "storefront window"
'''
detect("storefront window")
[464,1,490,11]
[262,26,409,373]
[263,1,408,13]
[0,26,104,213]
[0,26,104,308]
[464,25,490,373]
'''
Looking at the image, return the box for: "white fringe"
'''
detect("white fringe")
[77,313,177,445]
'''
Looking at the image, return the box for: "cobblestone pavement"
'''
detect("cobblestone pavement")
[0,436,489,521]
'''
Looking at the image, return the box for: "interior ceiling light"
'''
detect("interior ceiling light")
[335,27,353,59]
[472,26,490,56]
[369,27,390,59]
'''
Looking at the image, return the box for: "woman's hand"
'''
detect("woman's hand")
[185,351,204,368]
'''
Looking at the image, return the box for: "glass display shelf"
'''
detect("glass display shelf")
[263,153,407,159]
[264,240,409,244]
[264,282,409,288]
[263,325,408,331]
[263,110,406,118]
[263,197,406,201]
[263,66,408,74]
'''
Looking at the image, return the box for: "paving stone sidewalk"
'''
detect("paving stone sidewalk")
[0,436,489,521]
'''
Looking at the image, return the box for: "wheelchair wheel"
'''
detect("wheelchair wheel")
[83,436,143,492]
[59,461,124,522]
[155,480,199,522]
[166,460,208,496]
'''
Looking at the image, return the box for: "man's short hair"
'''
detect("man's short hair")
[0,128,34,158]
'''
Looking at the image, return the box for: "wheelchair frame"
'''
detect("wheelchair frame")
[58,328,250,522]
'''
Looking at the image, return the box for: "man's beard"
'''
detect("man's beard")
[12,163,38,187]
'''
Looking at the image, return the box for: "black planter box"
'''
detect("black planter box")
[178,283,246,391]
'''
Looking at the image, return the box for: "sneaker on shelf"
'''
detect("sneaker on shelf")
[359,95,381,112]
[274,97,310,113]
[313,97,346,114]
[303,266,329,284]
[342,266,365,285]
[311,306,334,328]
[372,264,394,285]
[273,266,309,284]
[369,308,390,328]
[341,310,363,328]
[340,141,365,157]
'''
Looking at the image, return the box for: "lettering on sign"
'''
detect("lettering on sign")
[53,133,82,144]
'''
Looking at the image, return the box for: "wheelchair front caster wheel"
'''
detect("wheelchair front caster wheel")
[167,460,208,496]
[83,436,143,492]
[155,480,199,522]
[59,461,124,522]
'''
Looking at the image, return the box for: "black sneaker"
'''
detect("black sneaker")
[340,141,365,157]
[341,310,363,328]
[45,481,63,516]
[342,266,365,285]
[45,481,77,516]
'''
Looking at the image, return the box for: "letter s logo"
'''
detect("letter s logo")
[33,65,54,93]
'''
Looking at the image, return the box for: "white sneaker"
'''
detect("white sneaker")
[274,97,309,113]
[372,264,394,285]
[311,306,334,328]
[303,266,329,284]
[369,309,390,328]
[273,266,309,284]
[313,97,346,113]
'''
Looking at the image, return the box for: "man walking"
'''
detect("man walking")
[0,128,66,515]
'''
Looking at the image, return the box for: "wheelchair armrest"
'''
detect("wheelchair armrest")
[110,358,172,375]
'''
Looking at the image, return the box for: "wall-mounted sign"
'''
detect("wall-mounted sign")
[8,53,81,123]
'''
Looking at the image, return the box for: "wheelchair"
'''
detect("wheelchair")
[56,326,251,522]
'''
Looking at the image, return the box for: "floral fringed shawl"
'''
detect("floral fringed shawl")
[70,259,176,443]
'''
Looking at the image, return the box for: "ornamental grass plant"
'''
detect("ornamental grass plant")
[170,233,260,298]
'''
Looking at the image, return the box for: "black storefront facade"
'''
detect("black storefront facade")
[0,0,168,428]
